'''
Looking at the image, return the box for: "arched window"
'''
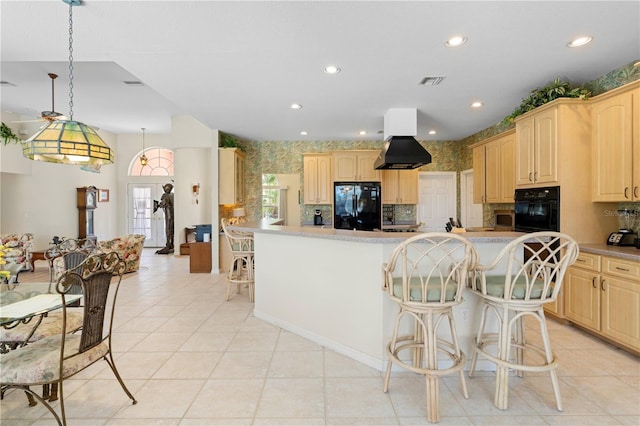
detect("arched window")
[129,147,174,176]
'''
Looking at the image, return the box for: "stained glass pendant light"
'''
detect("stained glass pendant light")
[22,0,114,165]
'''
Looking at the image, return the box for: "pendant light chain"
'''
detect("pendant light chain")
[68,3,74,120]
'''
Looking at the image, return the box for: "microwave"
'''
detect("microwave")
[514,186,560,233]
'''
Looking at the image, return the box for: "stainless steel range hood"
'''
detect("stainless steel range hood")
[374,108,432,170]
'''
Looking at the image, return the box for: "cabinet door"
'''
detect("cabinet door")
[303,156,320,204]
[564,266,600,331]
[472,145,486,203]
[601,275,640,350]
[333,152,358,181]
[316,155,333,204]
[397,169,418,204]
[304,155,332,205]
[592,90,634,201]
[235,153,245,203]
[357,152,381,181]
[499,132,516,202]
[534,108,558,184]
[484,140,501,203]
[381,170,400,204]
[515,116,535,186]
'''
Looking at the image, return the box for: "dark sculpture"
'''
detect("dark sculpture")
[154,183,174,254]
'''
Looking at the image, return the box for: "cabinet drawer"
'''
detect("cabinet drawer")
[573,252,601,272]
[603,257,640,280]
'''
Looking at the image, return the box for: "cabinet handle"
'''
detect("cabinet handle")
[534,172,538,182]
[624,187,629,199]
[592,277,597,288]
[601,279,606,291]
[634,186,639,198]
[528,172,533,182]
[576,258,586,263]
[615,266,630,272]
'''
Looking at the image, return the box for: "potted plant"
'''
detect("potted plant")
[502,78,590,125]
[1,122,20,145]
[220,133,244,151]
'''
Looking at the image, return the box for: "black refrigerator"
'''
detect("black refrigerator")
[333,182,382,231]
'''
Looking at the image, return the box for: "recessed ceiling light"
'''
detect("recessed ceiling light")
[290,103,302,110]
[567,36,593,48]
[324,65,341,74]
[470,101,483,108]
[445,36,467,47]
[300,131,308,135]
[359,130,367,135]
[428,130,437,135]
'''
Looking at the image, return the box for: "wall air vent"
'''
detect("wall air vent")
[418,76,445,86]
[123,80,145,86]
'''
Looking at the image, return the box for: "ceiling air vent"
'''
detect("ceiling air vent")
[418,76,445,86]
[0,81,16,86]
[123,80,145,86]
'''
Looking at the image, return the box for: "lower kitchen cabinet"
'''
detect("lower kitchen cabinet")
[565,251,640,353]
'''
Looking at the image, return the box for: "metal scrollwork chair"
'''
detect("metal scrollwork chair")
[0,252,137,425]
[468,232,579,411]
[221,218,255,302]
[382,233,479,423]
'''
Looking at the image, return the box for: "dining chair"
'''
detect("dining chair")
[468,231,579,411]
[221,218,255,302]
[382,232,478,423]
[0,251,137,425]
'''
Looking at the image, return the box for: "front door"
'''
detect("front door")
[417,172,457,232]
[128,184,166,248]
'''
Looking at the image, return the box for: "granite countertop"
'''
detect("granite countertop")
[579,244,640,262]
[231,221,527,244]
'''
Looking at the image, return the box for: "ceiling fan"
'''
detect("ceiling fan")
[13,73,69,123]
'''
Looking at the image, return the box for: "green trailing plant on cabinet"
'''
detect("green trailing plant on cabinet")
[1,122,21,145]
[220,133,244,151]
[502,78,591,125]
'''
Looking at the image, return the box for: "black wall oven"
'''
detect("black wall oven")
[514,186,560,233]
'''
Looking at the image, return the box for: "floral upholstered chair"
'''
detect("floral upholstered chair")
[96,234,145,273]
[0,233,34,283]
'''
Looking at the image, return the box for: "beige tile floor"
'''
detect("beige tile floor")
[1,249,639,425]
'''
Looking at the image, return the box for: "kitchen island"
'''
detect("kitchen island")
[232,221,526,371]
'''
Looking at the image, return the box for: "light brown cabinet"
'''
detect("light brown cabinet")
[219,148,245,205]
[381,169,418,204]
[565,251,640,353]
[515,107,558,187]
[591,81,640,202]
[333,151,380,182]
[303,153,332,204]
[471,129,515,203]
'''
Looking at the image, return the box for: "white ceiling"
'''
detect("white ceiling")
[1,1,639,141]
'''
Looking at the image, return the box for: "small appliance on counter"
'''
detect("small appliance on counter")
[607,209,638,246]
[314,209,323,226]
[333,182,382,231]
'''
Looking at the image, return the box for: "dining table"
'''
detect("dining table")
[0,281,82,352]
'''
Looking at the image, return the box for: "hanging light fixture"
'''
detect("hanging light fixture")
[139,127,148,167]
[22,0,114,166]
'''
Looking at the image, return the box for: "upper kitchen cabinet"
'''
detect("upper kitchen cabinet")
[333,150,381,182]
[471,129,515,203]
[219,148,245,205]
[381,169,418,204]
[515,98,590,189]
[591,81,640,202]
[303,153,332,204]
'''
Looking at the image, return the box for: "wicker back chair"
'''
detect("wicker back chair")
[382,232,479,423]
[0,252,137,425]
[221,218,255,302]
[468,231,579,411]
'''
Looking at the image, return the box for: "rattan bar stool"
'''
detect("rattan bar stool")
[221,218,255,302]
[382,232,479,423]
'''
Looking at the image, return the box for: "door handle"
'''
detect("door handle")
[601,279,606,291]
[634,186,639,198]
[624,187,629,199]
[592,277,597,289]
